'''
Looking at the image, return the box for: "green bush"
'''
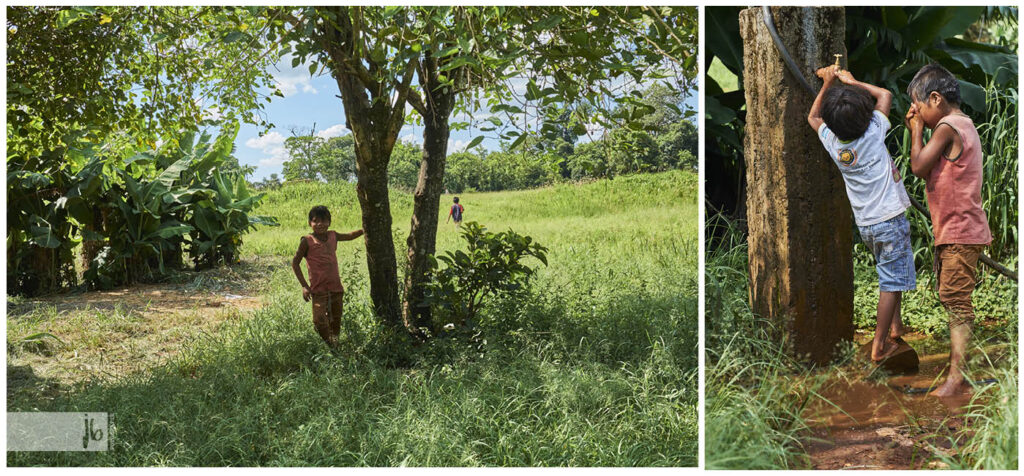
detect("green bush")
[424,222,548,332]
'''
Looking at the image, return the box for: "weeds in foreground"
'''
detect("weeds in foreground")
[705,229,825,470]
[936,318,1019,470]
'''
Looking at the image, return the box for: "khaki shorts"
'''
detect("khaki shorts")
[311,291,344,345]
[933,244,984,328]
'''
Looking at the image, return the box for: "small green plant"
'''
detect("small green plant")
[424,222,548,332]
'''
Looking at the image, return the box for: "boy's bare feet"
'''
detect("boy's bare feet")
[871,337,900,362]
[929,378,973,398]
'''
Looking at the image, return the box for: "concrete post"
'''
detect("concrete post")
[739,6,853,364]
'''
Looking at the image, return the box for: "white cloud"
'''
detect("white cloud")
[258,148,289,167]
[316,124,348,139]
[399,133,420,145]
[272,55,319,97]
[245,131,285,151]
[448,139,469,154]
[276,74,318,97]
[246,131,289,168]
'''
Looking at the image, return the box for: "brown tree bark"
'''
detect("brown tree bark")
[317,6,417,329]
[740,6,853,364]
[403,54,457,334]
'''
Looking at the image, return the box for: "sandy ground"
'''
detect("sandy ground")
[7,262,272,404]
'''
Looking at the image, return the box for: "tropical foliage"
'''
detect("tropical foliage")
[424,222,548,332]
[8,126,277,294]
[706,6,1018,266]
[7,6,280,295]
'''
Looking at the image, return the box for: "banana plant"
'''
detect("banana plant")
[6,149,80,295]
[189,169,277,269]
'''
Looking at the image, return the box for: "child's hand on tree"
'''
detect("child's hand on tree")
[302,286,311,302]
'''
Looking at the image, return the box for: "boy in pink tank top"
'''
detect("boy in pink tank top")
[905,64,992,397]
[291,205,364,348]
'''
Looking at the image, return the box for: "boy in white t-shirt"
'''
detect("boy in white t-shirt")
[807,65,915,363]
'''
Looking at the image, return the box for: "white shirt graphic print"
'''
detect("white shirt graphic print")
[817,110,911,226]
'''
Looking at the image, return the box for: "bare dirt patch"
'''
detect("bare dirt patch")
[799,331,1007,469]
[7,261,275,405]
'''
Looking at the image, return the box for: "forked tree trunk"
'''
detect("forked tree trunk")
[318,7,414,330]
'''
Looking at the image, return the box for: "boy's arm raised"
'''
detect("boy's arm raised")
[335,229,365,241]
[908,114,956,178]
[836,70,892,116]
[292,237,311,301]
[807,65,836,133]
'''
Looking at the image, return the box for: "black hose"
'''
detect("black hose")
[759,6,1017,281]
[762,6,817,96]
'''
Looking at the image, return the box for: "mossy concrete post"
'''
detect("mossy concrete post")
[739,6,853,364]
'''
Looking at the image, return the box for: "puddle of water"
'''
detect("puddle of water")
[800,332,1008,469]
[805,335,975,430]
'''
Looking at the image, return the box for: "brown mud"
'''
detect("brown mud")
[800,332,1003,469]
[7,261,273,405]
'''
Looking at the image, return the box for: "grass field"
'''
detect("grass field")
[7,170,699,466]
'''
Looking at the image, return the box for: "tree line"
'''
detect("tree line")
[265,84,697,193]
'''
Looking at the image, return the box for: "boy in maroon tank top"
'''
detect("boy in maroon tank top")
[291,205,364,348]
[905,64,993,397]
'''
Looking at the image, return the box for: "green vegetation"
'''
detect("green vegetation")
[705,214,1018,469]
[7,126,275,295]
[271,83,698,194]
[424,222,548,332]
[8,171,698,466]
[6,6,278,296]
[705,239,823,470]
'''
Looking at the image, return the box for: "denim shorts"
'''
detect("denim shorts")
[858,214,917,292]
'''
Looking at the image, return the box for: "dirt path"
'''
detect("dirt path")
[7,261,274,405]
[800,332,1005,469]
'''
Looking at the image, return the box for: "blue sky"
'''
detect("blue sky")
[237,58,698,181]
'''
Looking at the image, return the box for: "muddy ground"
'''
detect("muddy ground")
[7,261,275,405]
[800,330,1011,469]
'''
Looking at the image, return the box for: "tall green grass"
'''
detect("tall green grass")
[8,171,698,466]
[942,334,1019,470]
[704,222,824,470]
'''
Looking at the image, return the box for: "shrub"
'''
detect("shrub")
[423,222,548,332]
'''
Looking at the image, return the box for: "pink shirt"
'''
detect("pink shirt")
[925,114,992,246]
[304,232,344,294]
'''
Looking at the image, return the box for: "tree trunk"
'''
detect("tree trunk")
[402,70,455,334]
[354,143,403,328]
[740,6,853,365]
[80,205,104,272]
[318,7,413,330]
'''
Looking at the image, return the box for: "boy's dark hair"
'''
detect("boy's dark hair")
[907,64,961,105]
[822,84,876,141]
[308,205,331,222]
[453,197,459,203]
